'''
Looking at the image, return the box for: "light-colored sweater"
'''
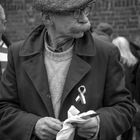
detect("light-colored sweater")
[44,42,73,118]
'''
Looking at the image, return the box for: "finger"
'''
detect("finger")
[45,118,62,131]
[81,116,91,119]
[78,128,97,133]
[77,131,95,139]
[77,118,98,129]
[77,123,97,129]
[41,130,55,140]
[43,124,59,136]
[40,131,55,140]
[48,122,62,131]
[49,117,62,125]
[77,131,91,139]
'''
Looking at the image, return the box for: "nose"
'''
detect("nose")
[77,12,89,24]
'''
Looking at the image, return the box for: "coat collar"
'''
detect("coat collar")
[19,24,96,57]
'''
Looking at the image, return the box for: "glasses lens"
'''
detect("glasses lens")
[83,6,91,16]
[73,5,93,19]
[74,9,80,19]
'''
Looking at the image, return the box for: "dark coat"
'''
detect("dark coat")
[0,25,136,140]
[92,30,112,42]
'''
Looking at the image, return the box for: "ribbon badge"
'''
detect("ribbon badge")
[75,85,86,104]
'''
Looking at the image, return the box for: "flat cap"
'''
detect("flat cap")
[33,0,95,13]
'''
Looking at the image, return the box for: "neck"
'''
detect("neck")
[47,29,74,51]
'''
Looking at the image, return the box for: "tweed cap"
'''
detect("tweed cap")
[33,0,96,13]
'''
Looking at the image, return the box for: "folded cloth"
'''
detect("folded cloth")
[56,105,96,140]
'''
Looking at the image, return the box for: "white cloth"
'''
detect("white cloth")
[0,40,8,62]
[0,52,7,62]
[56,105,98,140]
[0,40,8,73]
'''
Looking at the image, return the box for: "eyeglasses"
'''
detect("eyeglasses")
[73,0,96,19]
[73,5,93,19]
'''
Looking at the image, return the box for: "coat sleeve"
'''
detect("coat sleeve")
[0,45,40,140]
[97,47,136,140]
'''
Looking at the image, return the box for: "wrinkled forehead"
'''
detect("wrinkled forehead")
[0,5,5,20]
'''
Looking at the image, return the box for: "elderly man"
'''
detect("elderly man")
[0,0,136,140]
[0,4,10,79]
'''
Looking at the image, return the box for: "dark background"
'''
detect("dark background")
[0,0,140,45]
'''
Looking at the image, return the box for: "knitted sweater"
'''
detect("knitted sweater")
[44,42,73,118]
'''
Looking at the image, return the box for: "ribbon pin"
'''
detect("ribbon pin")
[75,85,86,104]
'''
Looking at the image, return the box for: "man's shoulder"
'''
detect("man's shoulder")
[91,35,120,61]
[8,40,25,58]
[10,40,25,51]
[93,36,115,52]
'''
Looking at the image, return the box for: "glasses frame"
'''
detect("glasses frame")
[73,5,93,19]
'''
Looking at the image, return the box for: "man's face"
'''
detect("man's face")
[49,5,92,39]
[0,12,6,36]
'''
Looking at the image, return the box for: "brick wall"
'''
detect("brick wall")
[91,0,140,44]
[1,0,42,42]
[0,0,140,44]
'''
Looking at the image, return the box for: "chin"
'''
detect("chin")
[72,32,84,38]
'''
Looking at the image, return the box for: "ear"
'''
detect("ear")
[42,14,53,26]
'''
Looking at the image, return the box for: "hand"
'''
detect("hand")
[76,116,99,139]
[34,117,62,140]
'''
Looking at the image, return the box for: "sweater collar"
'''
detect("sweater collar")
[19,24,96,57]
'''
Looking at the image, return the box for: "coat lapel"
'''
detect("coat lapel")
[61,32,95,106]
[61,54,91,106]
[22,53,55,117]
[20,25,55,117]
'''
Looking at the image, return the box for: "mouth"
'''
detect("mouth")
[71,23,91,34]
[73,31,83,34]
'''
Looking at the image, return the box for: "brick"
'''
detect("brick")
[0,0,139,43]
